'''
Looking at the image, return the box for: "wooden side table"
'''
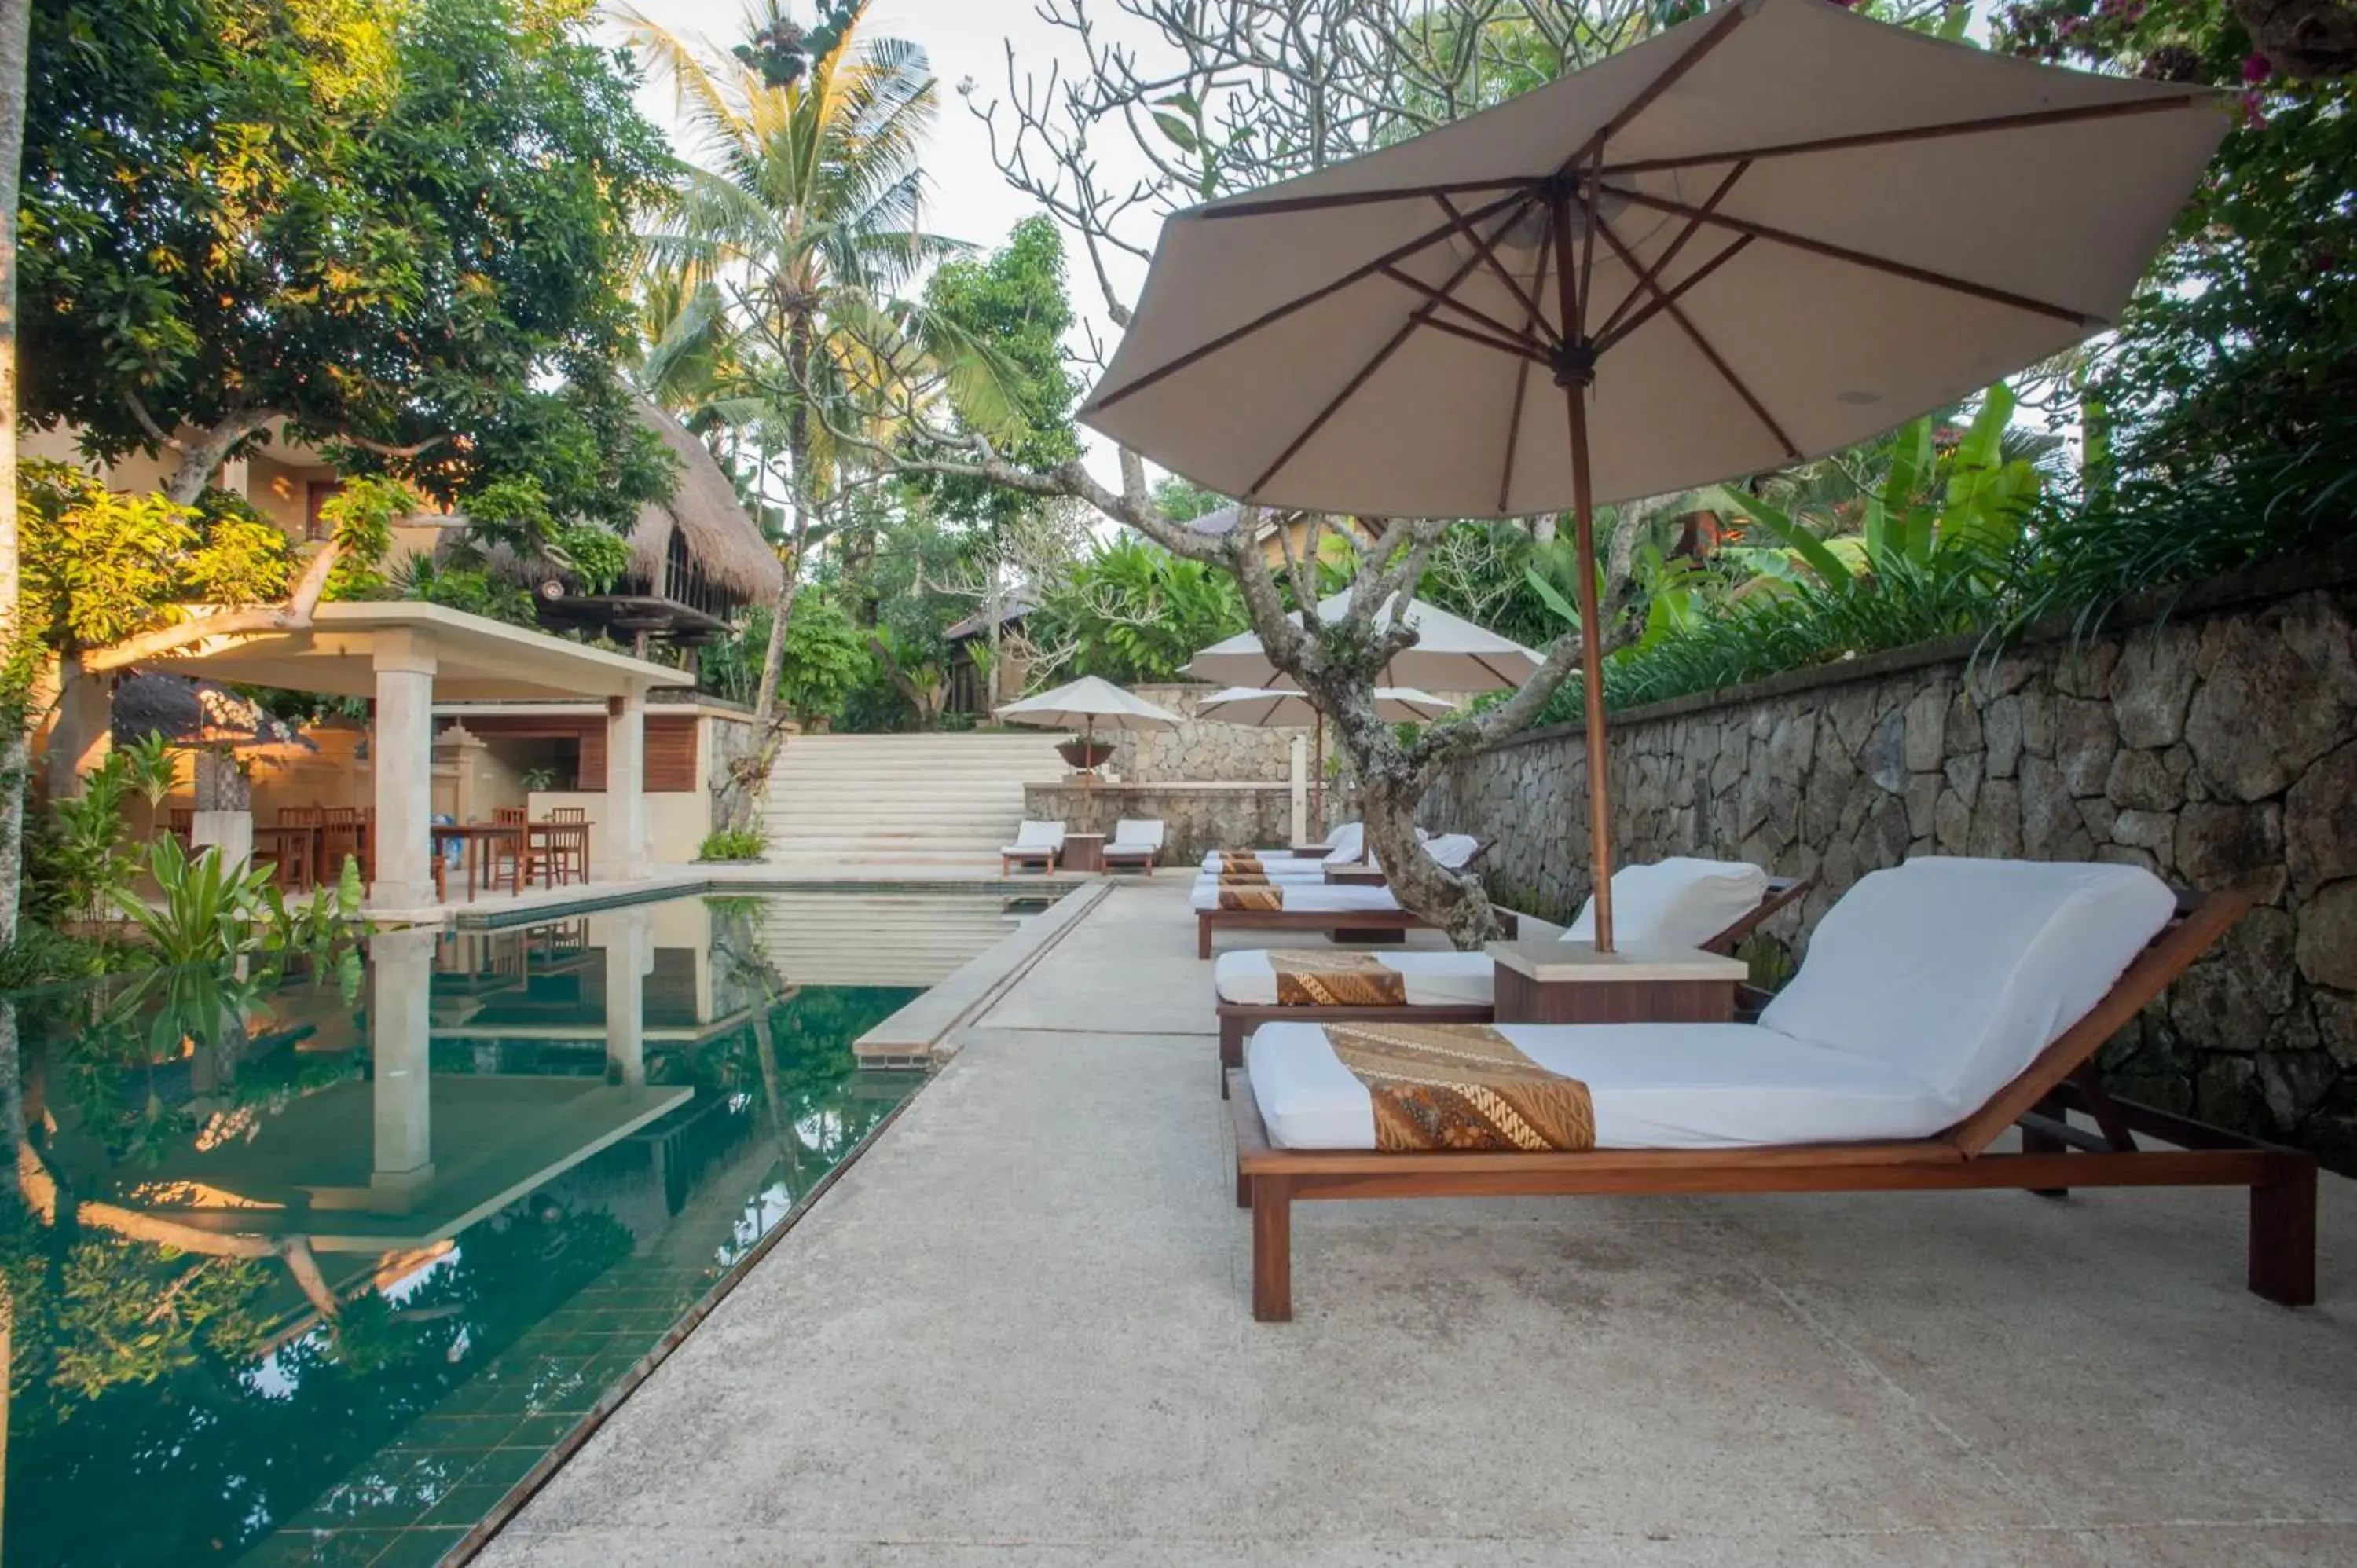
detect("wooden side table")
[1063,833,1105,873]
[1485,940,1748,1024]
[1322,863,1385,886]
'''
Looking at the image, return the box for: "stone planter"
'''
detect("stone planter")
[1057,738,1116,772]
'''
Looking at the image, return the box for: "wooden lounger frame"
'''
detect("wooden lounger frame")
[1225,890,2319,1322]
[1215,874,1809,1078]
[1001,847,1059,875]
[1197,904,1519,959]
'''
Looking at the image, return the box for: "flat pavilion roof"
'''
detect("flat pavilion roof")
[141,602,696,702]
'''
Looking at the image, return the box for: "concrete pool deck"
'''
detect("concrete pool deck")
[480,875,2357,1566]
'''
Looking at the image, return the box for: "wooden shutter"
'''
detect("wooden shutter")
[644,716,699,793]
[577,723,607,791]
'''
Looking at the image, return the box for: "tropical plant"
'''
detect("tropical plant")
[623,0,999,734]
[520,766,558,793]
[112,837,278,968]
[1032,537,1250,684]
[37,751,136,923]
[118,732,180,840]
[696,827,768,862]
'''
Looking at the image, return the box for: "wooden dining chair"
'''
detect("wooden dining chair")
[541,805,589,885]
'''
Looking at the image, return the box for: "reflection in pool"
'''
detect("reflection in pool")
[0,890,991,1566]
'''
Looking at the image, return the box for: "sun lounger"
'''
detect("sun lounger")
[999,819,1065,875]
[1192,837,1501,958]
[1100,818,1166,874]
[1225,857,2314,1321]
[1213,861,1807,1083]
[1201,821,1363,875]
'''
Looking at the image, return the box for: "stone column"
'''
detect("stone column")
[601,909,650,1088]
[369,926,437,1210]
[604,688,650,880]
[1288,735,1308,845]
[369,631,438,910]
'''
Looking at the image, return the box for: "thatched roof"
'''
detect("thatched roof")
[630,399,784,603]
[431,401,785,610]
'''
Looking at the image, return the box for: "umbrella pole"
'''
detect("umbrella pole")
[1554,188,1617,952]
[1311,718,1325,842]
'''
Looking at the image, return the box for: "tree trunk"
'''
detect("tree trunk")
[0,0,35,954]
[43,650,110,800]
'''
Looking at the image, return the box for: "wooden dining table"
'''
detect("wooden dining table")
[443,820,593,901]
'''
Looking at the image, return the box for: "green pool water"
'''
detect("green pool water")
[0,889,1017,1566]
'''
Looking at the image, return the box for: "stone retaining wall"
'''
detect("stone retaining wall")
[1424,557,2357,1169]
[1024,781,1296,864]
[1108,683,1303,784]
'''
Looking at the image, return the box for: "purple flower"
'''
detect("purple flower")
[2243,52,2273,85]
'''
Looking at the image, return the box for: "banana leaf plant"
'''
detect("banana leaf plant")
[1711,383,2041,586]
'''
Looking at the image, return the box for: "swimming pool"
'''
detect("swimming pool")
[2,889,1034,1566]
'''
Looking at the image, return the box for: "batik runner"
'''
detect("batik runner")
[1322,1021,1596,1152]
[1221,851,1266,874]
[1270,949,1407,1006]
[1219,870,1272,886]
[1218,886,1285,911]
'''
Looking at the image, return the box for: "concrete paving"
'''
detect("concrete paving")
[481,877,2357,1566]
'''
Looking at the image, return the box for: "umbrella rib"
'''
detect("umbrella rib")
[1418,313,1555,367]
[1084,189,1534,417]
[1601,182,2102,328]
[1593,211,1800,461]
[1592,159,1751,344]
[1190,177,1545,222]
[1596,93,2219,178]
[1594,233,1754,354]
[1434,193,1557,346]
[1376,265,1551,350]
[1495,233,1553,516]
[1245,195,1544,497]
[1558,1,1754,177]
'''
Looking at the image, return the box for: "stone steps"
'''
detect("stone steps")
[761,733,1068,871]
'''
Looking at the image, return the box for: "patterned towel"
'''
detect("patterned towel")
[1218,886,1285,911]
[1219,870,1271,886]
[1222,851,1266,874]
[1271,950,1406,1006]
[1323,1021,1596,1152]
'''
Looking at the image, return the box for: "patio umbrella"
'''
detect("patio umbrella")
[1200,685,1462,837]
[995,675,1183,790]
[1185,592,1541,693]
[1080,0,2226,948]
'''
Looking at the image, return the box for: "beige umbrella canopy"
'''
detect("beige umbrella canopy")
[1198,686,1461,726]
[1202,685,1462,836]
[1185,592,1541,693]
[997,676,1184,787]
[1083,0,2225,947]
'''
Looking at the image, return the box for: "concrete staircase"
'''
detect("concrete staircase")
[760,732,1069,874]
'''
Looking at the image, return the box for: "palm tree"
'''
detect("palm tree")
[621,0,981,734]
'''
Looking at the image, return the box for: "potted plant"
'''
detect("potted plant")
[1057,735,1116,772]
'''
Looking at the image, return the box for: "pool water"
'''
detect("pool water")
[0,890,1016,1566]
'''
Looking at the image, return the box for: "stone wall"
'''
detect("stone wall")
[1109,683,1304,784]
[1424,558,2357,1169]
[1024,781,1296,864]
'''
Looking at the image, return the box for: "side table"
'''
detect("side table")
[1485,940,1747,1024]
[1325,863,1400,943]
[1063,832,1105,873]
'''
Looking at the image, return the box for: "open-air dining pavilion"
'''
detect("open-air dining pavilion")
[136,599,694,915]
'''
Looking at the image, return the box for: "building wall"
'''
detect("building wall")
[1423,557,2357,1169]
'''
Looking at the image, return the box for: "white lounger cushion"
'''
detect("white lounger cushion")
[1190,882,1402,913]
[1563,858,1769,949]
[1760,856,2176,1117]
[1247,1021,1949,1149]
[1215,949,1496,1007]
[1003,820,1065,854]
[1201,821,1365,874]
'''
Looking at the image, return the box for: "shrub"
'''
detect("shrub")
[696,827,768,862]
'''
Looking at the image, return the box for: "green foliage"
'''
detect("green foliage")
[37,753,137,923]
[118,733,181,830]
[911,216,1084,530]
[317,476,412,600]
[702,592,872,721]
[1032,536,1249,684]
[20,0,673,532]
[113,837,280,968]
[383,549,541,628]
[16,461,295,654]
[696,827,769,861]
[1998,2,2356,535]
